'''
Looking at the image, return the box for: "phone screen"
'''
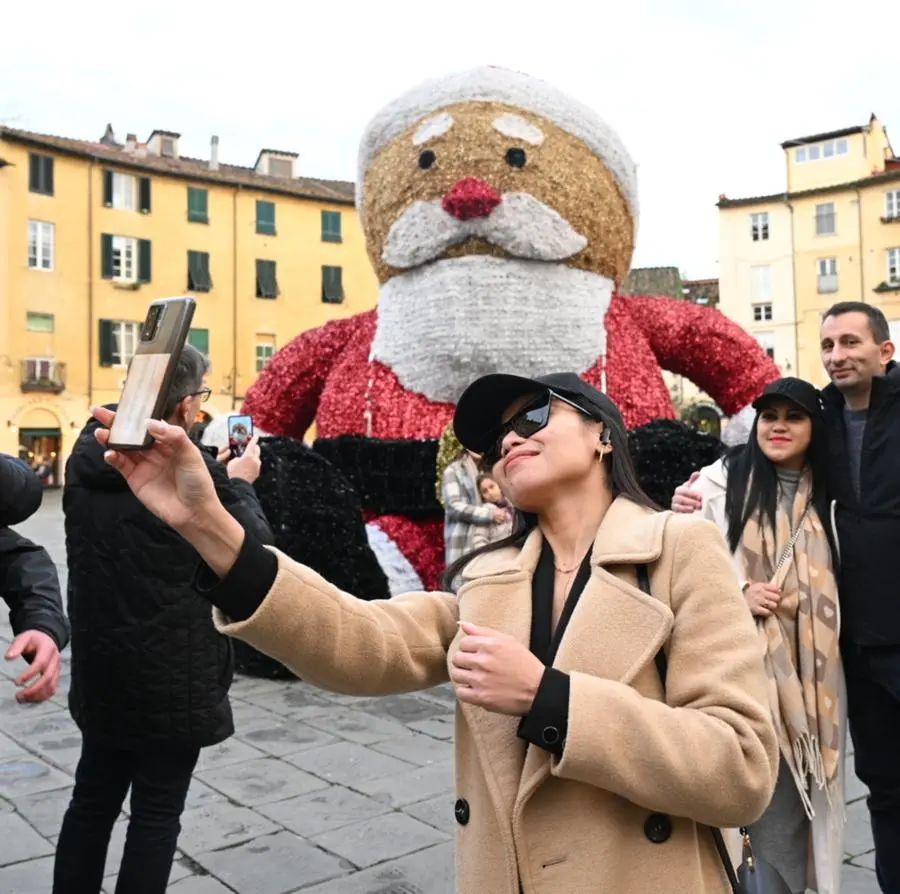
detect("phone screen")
[228,415,253,457]
[108,353,171,448]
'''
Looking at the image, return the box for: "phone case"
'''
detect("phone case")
[107,296,197,451]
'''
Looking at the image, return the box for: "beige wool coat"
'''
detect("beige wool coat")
[215,497,779,893]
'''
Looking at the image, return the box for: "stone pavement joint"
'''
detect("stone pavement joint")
[0,492,879,892]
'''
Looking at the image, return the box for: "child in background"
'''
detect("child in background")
[471,473,514,549]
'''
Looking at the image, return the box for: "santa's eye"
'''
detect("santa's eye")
[418,150,436,169]
[505,147,527,168]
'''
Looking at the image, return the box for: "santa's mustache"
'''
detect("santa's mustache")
[381,193,588,270]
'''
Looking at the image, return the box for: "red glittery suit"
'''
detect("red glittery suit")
[242,294,779,589]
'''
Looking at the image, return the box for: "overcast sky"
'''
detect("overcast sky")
[2,0,893,279]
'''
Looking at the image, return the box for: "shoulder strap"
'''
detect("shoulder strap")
[635,564,742,894]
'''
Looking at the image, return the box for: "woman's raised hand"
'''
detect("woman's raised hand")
[92,407,219,532]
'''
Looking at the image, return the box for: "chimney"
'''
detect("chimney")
[210,135,219,172]
[125,133,137,152]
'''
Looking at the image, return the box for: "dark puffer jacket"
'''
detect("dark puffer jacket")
[63,415,273,749]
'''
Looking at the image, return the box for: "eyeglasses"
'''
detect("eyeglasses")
[482,389,594,467]
[188,388,211,403]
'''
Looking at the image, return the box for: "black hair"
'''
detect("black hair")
[443,404,659,589]
[822,301,890,343]
[723,404,835,557]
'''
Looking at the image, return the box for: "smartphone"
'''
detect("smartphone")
[227,414,253,458]
[107,297,197,451]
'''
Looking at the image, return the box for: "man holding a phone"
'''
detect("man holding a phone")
[53,344,273,894]
[0,453,68,704]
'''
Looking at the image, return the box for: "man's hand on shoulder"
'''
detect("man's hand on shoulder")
[5,630,61,703]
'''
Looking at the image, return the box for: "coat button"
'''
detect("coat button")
[644,813,672,843]
[454,798,470,826]
[541,726,560,746]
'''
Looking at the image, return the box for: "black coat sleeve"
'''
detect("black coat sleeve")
[0,455,43,527]
[222,477,274,546]
[0,527,69,651]
[517,667,571,757]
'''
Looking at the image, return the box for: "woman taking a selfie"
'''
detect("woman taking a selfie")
[675,377,845,894]
[91,372,778,894]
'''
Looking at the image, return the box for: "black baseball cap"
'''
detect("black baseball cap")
[752,377,823,417]
[453,372,624,454]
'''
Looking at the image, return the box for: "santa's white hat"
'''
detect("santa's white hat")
[356,66,639,223]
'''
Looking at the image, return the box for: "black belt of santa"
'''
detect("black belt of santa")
[313,435,443,518]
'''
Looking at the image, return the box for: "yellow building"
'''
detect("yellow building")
[718,114,900,387]
[0,124,378,484]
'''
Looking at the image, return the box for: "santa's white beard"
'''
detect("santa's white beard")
[371,255,613,403]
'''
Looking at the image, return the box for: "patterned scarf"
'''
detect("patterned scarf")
[739,469,841,817]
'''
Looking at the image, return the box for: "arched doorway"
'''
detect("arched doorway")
[17,407,63,488]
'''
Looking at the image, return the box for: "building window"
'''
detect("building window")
[26,312,55,333]
[322,265,344,304]
[886,190,900,221]
[187,250,213,292]
[29,154,54,196]
[98,319,140,367]
[817,257,838,293]
[102,171,151,213]
[815,202,836,236]
[101,234,151,283]
[256,201,276,235]
[187,187,209,224]
[750,212,769,242]
[888,248,900,286]
[795,139,849,163]
[750,265,771,301]
[322,210,342,243]
[255,260,279,299]
[752,303,773,322]
[755,332,776,360]
[268,157,293,178]
[23,358,60,383]
[27,221,54,271]
[255,336,276,372]
[187,328,209,355]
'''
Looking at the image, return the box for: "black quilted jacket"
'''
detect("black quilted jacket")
[63,414,273,749]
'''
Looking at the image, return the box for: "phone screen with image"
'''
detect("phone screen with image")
[228,415,253,457]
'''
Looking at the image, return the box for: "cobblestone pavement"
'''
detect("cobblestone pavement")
[0,492,879,892]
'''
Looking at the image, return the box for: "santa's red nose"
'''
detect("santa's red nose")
[441,177,502,221]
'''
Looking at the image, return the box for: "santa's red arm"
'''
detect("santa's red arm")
[241,312,372,441]
[624,295,780,414]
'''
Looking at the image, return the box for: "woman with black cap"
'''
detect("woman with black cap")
[86,373,778,894]
[679,377,845,894]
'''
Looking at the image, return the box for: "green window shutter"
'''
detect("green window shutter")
[188,328,209,355]
[45,158,54,196]
[321,210,342,242]
[139,177,152,213]
[188,188,208,223]
[28,155,40,192]
[322,265,344,303]
[256,200,276,235]
[103,170,113,206]
[255,259,278,298]
[188,251,213,292]
[138,239,152,283]
[99,320,114,367]
[101,234,114,278]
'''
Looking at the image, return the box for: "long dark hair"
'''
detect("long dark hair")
[443,408,658,588]
[723,407,833,555]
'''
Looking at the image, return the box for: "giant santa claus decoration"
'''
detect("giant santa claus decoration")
[238,66,778,593]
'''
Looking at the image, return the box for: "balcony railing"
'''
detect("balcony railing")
[21,360,67,394]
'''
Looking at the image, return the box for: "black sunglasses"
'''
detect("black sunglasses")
[482,389,594,467]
